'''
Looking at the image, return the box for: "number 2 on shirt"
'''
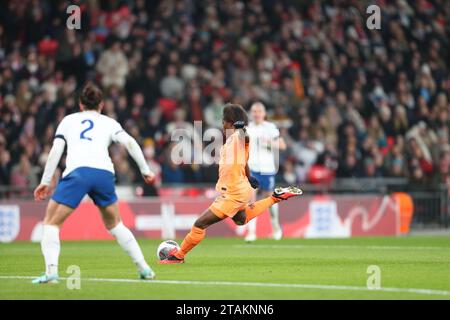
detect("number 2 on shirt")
[80,119,94,141]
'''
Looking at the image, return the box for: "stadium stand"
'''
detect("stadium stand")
[0,0,449,197]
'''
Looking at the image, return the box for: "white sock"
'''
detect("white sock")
[41,224,60,276]
[246,218,257,237]
[109,222,149,272]
[270,203,281,231]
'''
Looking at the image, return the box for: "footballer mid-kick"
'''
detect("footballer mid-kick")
[160,103,302,264]
[32,83,156,283]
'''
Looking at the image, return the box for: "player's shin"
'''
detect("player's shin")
[41,224,60,276]
[175,226,206,259]
[108,222,149,272]
[244,196,278,224]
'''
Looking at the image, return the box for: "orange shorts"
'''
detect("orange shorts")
[209,188,253,219]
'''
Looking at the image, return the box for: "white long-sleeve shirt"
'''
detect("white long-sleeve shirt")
[247,121,280,174]
[40,111,150,185]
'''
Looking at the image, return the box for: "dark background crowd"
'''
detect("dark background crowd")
[0,0,449,196]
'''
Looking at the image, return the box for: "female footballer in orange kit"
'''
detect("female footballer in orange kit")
[160,103,302,264]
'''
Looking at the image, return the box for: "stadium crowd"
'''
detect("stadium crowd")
[0,0,449,196]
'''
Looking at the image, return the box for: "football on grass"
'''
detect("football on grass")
[157,240,180,260]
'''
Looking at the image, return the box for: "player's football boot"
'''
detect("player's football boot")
[159,248,185,264]
[139,267,156,280]
[31,273,59,284]
[272,186,303,201]
[245,233,257,242]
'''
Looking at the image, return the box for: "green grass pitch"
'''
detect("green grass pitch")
[1,236,449,299]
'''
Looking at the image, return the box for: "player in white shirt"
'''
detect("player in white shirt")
[32,84,156,284]
[245,102,286,241]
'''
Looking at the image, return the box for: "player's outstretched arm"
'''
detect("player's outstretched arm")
[245,163,251,178]
[114,131,155,184]
[272,137,287,151]
[34,138,66,201]
[245,163,260,189]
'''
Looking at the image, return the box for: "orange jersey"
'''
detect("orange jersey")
[215,130,251,196]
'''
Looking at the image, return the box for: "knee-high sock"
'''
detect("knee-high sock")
[245,196,279,224]
[269,203,281,231]
[246,218,257,237]
[175,226,205,259]
[41,224,60,276]
[109,222,149,272]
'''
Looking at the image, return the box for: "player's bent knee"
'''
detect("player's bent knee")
[99,206,121,230]
[104,219,120,230]
[193,219,208,229]
[194,209,223,229]
[232,210,246,225]
[45,203,74,227]
[43,200,58,224]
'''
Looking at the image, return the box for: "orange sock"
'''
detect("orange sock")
[175,226,206,259]
[244,196,279,224]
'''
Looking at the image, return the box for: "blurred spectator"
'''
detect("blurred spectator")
[337,153,360,178]
[10,154,39,191]
[162,144,185,184]
[0,142,12,185]
[142,141,162,196]
[96,40,128,89]
[204,92,224,129]
[160,64,184,100]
